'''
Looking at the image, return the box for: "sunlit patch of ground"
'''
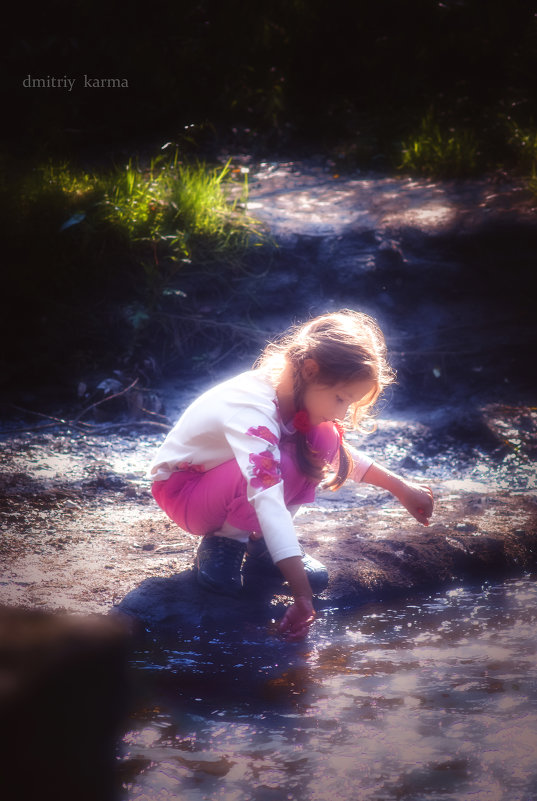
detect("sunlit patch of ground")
[247,163,535,237]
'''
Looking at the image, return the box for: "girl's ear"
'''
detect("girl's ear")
[301,358,319,382]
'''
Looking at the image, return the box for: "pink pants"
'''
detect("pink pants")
[151,422,339,536]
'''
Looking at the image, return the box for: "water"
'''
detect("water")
[118,575,537,801]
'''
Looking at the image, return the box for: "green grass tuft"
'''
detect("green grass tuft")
[29,151,254,267]
[398,112,479,178]
[506,120,537,200]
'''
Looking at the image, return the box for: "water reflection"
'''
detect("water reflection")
[118,575,537,800]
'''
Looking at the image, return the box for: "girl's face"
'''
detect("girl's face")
[302,371,377,427]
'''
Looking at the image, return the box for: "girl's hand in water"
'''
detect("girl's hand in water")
[278,597,316,641]
[398,481,434,526]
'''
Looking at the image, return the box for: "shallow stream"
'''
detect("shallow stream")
[118,574,537,801]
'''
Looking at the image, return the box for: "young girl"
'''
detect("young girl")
[148,309,434,641]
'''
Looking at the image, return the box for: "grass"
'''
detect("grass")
[506,120,537,200]
[397,111,537,200]
[1,150,263,387]
[4,113,537,392]
[34,150,254,269]
[398,111,479,178]
[506,120,537,168]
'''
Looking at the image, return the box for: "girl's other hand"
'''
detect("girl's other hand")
[278,597,316,641]
[398,481,434,526]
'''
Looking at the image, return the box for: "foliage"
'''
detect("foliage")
[505,120,537,199]
[33,151,253,268]
[0,151,261,386]
[398,112,479,178]
[529,168,537,201]
[6,1,537,163]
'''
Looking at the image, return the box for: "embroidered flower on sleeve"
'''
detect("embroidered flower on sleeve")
[246,425,279,445]
[249,449,281,489]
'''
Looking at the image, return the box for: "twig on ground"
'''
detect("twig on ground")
[135,406,173,425]
[6,405,96,433]
[84,420,171,432]
[73,377,140,423]
[7,404,92,428]
[3,421,65,434]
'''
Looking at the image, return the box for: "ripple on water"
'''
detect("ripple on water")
[118,575,537,800]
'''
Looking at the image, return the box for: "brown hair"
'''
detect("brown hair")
[256,309,395,489]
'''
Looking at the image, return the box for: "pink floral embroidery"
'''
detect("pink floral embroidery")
[293,410,311,433]
[246,425,279,445]
[249,450,281,489]
[175,461,205,473]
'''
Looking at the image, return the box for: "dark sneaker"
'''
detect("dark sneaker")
[195,535,246,597]
[243,538,329,593]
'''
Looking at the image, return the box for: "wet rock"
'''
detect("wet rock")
[126,388,165,418]
[314,493,537,606]
[2,163,536,639]
[480,404,537,458]
[114,568,286,633]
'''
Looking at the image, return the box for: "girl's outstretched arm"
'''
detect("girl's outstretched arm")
[360,462,434,526]
[275,556,316,641]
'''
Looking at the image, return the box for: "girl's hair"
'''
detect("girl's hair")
[256,309,395,489]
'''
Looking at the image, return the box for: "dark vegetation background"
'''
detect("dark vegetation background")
[2,0,537,406]
[6,0,537,160]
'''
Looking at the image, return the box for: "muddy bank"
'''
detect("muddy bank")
[1,400,535,629]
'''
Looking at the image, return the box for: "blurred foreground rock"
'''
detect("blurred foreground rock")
[0,607,131,801]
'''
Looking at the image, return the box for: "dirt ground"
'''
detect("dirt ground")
[1,400,535,622]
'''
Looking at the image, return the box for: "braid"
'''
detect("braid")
[292,358,326,483]
[324,439,352,491]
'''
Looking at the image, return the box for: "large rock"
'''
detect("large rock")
[0,607,130,801]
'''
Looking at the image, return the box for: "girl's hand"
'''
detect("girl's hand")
[397,481,434,526]
[278,597,316,641]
